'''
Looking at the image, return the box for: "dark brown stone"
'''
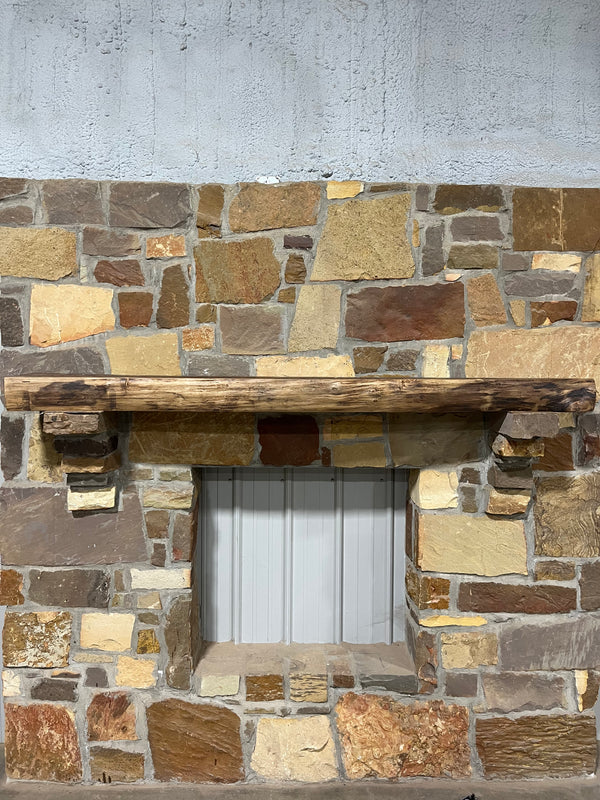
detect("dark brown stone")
[229,182,320,232]
[534,560,576,581]
[531,300,577,327]
[369,182,411,193]
[220,305,284,354]
[534,473,600,557]
[512,188,562,251]
[29,568,110,608]
[421,225,444,276]
[458,582,576,614]
[83,227,141,257]
[450,216,503,241]
[196,304,217,323]
[482,673,565,713]
[353,346,387,374]
[31,679,77,702]
[346,283,465,342]
[332,673,355,689]
[460,485,479,512]
[415,185,430,211]
[445,672,478,697]
[43,412,117,436]
[460,467,481,484]
[476,715,596,778]
[283,234,313,249]
[505,271,576,296]
[147,699,243,783]
[258,415,320,466]
[1,414,24,480]
[85,668,109,688]
[137,629,160,654]
[321,446,331,467]
[434,185,504,214]
[580,561,600,611]
[500,613,600,670]
[0,296,24,346]
[488,464,533,489]
[54,433,118,459]
[165,596,192,690]
[195,238,280,304]
[90,747,145,783]
[386,349,419,372]
[5,703,82,782]
[0,488,146,566]
[405,565,449,610]
[446,244,498,270]
[109,182,190,228]
[502,252,530,271]
[43,180,104,224]
[536,431,574,471]
[0,205,33,225]
[87,692,137,741]
[187,354,251,377]
[0,569,24,605]
[157,264,190,328]
[197,184,224,235]
[151,542,167,568]
[0,348,104,391]
[285,254,307,283]
[562,188,600,251]
[409,628,438,693]
[172,512,194,561]
[0,178,27,200]
[145,510,169,539]
[94,259,144,286]
[245,674,284,702]
[118,292,153,328]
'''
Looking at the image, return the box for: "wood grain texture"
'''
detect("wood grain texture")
[3,376,595,414]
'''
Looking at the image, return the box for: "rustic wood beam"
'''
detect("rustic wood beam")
[3,376,595,414]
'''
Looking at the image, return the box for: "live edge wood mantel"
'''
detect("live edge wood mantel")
[3,376,596,414]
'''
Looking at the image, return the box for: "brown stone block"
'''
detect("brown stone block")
[145,510,169,539]
[491,434,544,458]
[0,569,24,605]
[90,747,145,783]
[531,299,577,327]
[54,433,118,459]
[278,286,296,303]
[486,488,531,516]
[353,346,387,374]
[87,692,137,741]
[459,485,478,512]
[534,560,576,581]
[83,227,141,257]
[421,225,444,277]
[481,673,565,713]
[434,185,504,214]
[476,715,596,778]
[147,699,244,783]
[450,216,503,242]
[43,179,105,224]
[31,678,77,702]
[536,431,574,471]
[446,243,498,270]
[467,273,507,326]
[109,181,190,228]
[197,184,224,234]
[29,568,110,608]
[444,672,477,697]
[580,561,600,611]
[220,305,284,354]
[512,187,562,251]
[5,703,82,781]
[94,259,144,286]
[195,238,281,303]
[258,415,319,466]
[137,629,160,654]
[499,614,600,670]
[346,283,465,342]
[0,208,34,229]
[284,254,306,283]
[172,512,195,561]
[43,412,117,436]
[580,671,600,711]
[118,291,153,328]
[0,414,24,480]
[151,541,166,567]
[283,234,313,249]
[498,411,561,440]
[182,326,215,350]
[85,668,109,688]
[230,182,320,232]
[505,270,575,296]
[157,264,190,328]
[389,413,482,467]
[502,252,529,271]
[0,177,27,199]
[387,349,419,372]
[405,564,450,610]
[61,451,122,474]
[0,296,24,346]
[534,473,600,557]
[165,596,192,690]
[195,303,217,323]
[3,611,71,667]
[246,674,284,702]
[187,353,251,377]
[458,581,576,614]
[562,188,600,251]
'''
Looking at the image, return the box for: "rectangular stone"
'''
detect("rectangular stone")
[288,285,341,352]
[80,613,135,651]
[534,474,600,557]
[29,569,110,608]
[83,227,141,256]
[580,561,600,611]
[500,614,600,670]
[1,414,24,480]
[0,296,24,346]
[142,487,194,510]
[450,216,503,241]
[256,354,354,377]
[534,560,576,581]
[67,486,116,512]
[220,305,284,354]
[505,271,575,296]
[187,354,251,377]
[229,182,320,232]
[90,747,145,783]
[434,185,504,214]
[109,182,190,227]
[106,332,181,376]
[562,188,600,251]
[43,179,104,224]
[130,568,191,589]
[0,227,77,279]
[3,611,71,667]
[482,673,566,712]
[440,632,497,669]
[446,244,498,270]
[389,413,483,467]
[458,582,575,614]
[512,188,562,251]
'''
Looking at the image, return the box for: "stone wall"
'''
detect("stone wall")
[1,178,600,783]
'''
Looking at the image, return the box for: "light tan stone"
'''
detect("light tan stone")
[182,326,215,351]
[251,717,338,782]
[575,670,588,712]
[72,652,114,664]
[136,592,162,609]
[441,632,498,669]
[422,345,450,377]
[30,284,115,347]
[116,655,156,688]
[67,486,116,512]
[410,470,458,510]
[289,674,328,703]
[412,219,420,247]
[80,613,135,652]
[332,442,386,468]
[467,274,507,327]
[312,195,414,281]
[256,354,354,377]
[199,675,240,697]
[420,615,487,628]
[582,254,600,322]
[0,227,77,279]
[3,611,71,668]
[141,487,195,509]
[532,253,581,272]
[2,669,20,696]
[417,513,527,575]
[326,180,364,199]
[323,415,383,441]
[451,344,463,360]
[486,489,531,516]
[130,568,191,590]
[107,333,181,376]
[27,415,62,483]
[158,467,193,481]
[509,300,526,327]
[288,285,341,352]
[146,234,186,258]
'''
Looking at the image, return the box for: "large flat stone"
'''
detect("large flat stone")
[109,181,190,227]
[251,717,338,782]
[29,569,110,608]
[157,264,190,328]
[256,354,354,377]
[500,613,600,670]
[195,238,281,303]
[106,332,180,376]
[43,179,104,224]
[434,184,504,214]
[512,188,562,251]
[87,692,137,741]
[83,227,141,256]
[220,305,284,354]
[90,747,145,783]
[534,474,600,557]
[3,611,71,668]
[288,285,341,351]
[0,348,105,389]
[389,413,483,467]
[562,188,600,251]
[229,182,320,232]
[482,673,566,713]
[30,284,115,347]
[0,227,77,279]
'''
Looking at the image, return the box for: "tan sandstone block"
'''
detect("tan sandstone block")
[326,181,364,199]
[420,615,487,628]
[417,513,527,576]
[312,195,414,281]
[323,415,383,441]
[0,227,77,279]
[582,254,600,322]
[422,345,450,377]
[141,487,195,509]
[509,300,526,327]
[256,355,354,377]
[199,675,240,697]
[130,568,191,589]
[116,655,157,688]
[332,442,386,468]
[288,285,341,352]
[410,470,458,509]
[532,253,581,272]
[107,333,181,376]
[27,415,62,483]
[30,284,115,347]
[467,274,507,327]
[80,613,135,652]
[486,489,531,516]
[441,632,498,669]
[67,486,116,512]
[251,717,338,782]
[146,234,186,258]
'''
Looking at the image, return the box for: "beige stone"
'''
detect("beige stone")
[0,227,77,279]
[412,219,420,247]
[30,284,114,347]
[199,675,240,697]
[312,195,414,281]
[332,442,386,468]
[67,486,116,512]
[130,568,191,590]
[136,592,162,609]
[116,655,156,688]
[466,327,600,387]
[532,253,581,272]
[420,615,487,628]
[326,181,364,199]
[27,415,62,483]
[141,486,195,509]
[146,234,186,258]
[251,717,338,782]
[410,470,458,510]
[451,344,463,360]
[72,652,114,664]
[575,670,588,712]
[582,254,600,322]
[2,669,20,696]
[509,300,526,326]
[467,274,507,327]
[107,333,181,376]
[422,345,450,377]
[558,412,575,429]
[80,613,135,652]
[323,415,383,441]
[441,632,498,669]
[417,513,527,575]
[389,414,483,467]
[289,674,328,703]
[256,354,355,377]
[288,285,341,352]
[486,489,531,516]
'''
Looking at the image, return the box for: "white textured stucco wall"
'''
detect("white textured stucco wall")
[0,0,599,185]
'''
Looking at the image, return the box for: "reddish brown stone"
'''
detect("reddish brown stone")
[246,675,284,702]
[534,561,576,581]
[43,180,104,224]
[283,234,313,249]
[580,561,600,611]
[562,188,600,251]
[90,747,145,783]
[421,225,444,276]
[165,596,192,690]
[1,414,24,480]
[5,703,82,782]
[0,178,27,199]
[450,216,503,241]
[285,254,307,283]
[172,512,195,561]
[345,283,465,342]
[458,582,576,614]
[332,672,355,688]
[387,350,419,371]
[94,259,144,286]
[229,182,320,232]
[118,292,153,328]
[157,264,190,328]
[476,715,596,778]
[531,300,577,327]
[110,182,190,228]
[512,188,562,251]
[220,305,284,354]
[29,568,110,608]
[145,510,169,539]
[537,432,574,471]
[195,238,281,304]
[0,205,33,224]
[353,346,387,374]
[197,184,224,236]
[0,296,24,346]
[434,185,504,214]
[0,569,23,605]
[87,692,137,741]
[83,228,141,257]
[147,699,243,783]
[321,446,332,467]
[405,565,450,610]
[259,415,320,466]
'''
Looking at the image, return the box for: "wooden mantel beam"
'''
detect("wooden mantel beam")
[3,376,596,414]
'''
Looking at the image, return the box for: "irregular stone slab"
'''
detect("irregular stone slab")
[196,304,217,323]
[200,675,240,697]
[259,415,320,466]
[229,182,320,232]
[252,717,337,782]
[458,582,575,614]
[195,238,280,303]
[323,414,383,441]
[87,692,137,741]
[0,489,146,566]
[146,234,186,258]
[486,488,531,516]
[440,632,497,669]
[43,179,104,224]
[29,568,110,608]
[499,411,562,439]
[289,674,328,703]
[285,254,306,283]
[256,354,354,377]
[90,747,145,783]
[534,473,600,557]
[107,332,180,376]
[1,414,24,480]
[197,184,224,235]
[467,273,507,326]
[83,227,141,256]
[410,469,458,509]
[580,561,600,611]
[505,270,575,296]
[512,187,562,251]
[94,259,144,286]
[0,348,105,389]
[147,699,243,783]
[387,349,419,371]
[476,715,596,779]
[536,431,574,471]
[30,284,115,347]
[284,233,313,249]
[5,703,82,782]
[157,264,190,328]
[0,177,27,199]
[289,284,341,351]
[0,207,32,225]
[31,678,77,702]
[278,284,295,301]
[421,224,444,276]
[0,569,24,605]
[353,346,387,373]
[346,283,464,342]
[3,611,71,667]
[109,181,190,228]
[434,185,504,214]
[445,672,478,697]
[137,629,160,654]
[502,252,529,271]
[336,694,470,779]
[43,412,117,436]
[0,296,24,346]
[67,486,116,512]
[389,413,483,467]
[500,613,600,670]
[220,305,284,354]
[118,291,153,328]
[130,568,191,589]
[531,299,577,327]
[482,673,566,713]
[582,253,600,322]
[562,188,600,251]
[26,414,63,483]
[0,227,77,279]
[446,243,498,270]
[450,216,503,241]
[85,668,109,688]
[312,195,414,281]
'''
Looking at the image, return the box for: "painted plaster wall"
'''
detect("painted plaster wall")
[0,0,599,185]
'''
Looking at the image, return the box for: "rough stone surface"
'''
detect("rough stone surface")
[440,632,498,669]
[0,569,24,605]
[327,180,363,199]
[445,673,478,697]
[146,234,186,258]
[0,227,77,279]
[67,485,116,512]
[580,561,600,611]
[85,668,109,688]
[512,188,562,251]
[246,675,284,702]
[43,412,117,436]
[434,184,503,214]
[289,674,328,703]
[182,326,214,350]
[499,613,600,670]
[410,469,458,509]
[5,703,82,782]
[118,291,153,328]
[582,253,600,321]
[476,715,597,779]
[197,184,224,235]
[532,252,581,271]
[220,305,284,354]
[505,270,576,297]
[141,489,195,511]
[195,238,280,303]
[562,188,600,251]
[31,678,77,702]
[387,350,419,372]
[467,273,507,326]
[405,566,450,610]
[288,284,341,352]
[107,332,180,375]
[284,234,313,249]
[229,182,320,232]
[0,414,24,480]
[29,569,109,609]
[0,296,24,346]
[536,431,574,471]
[96,260,145,290]
[336,694,470,779]
[332,441,386,467]
[421,225,445,276]
[458,581,575,614]
[199,675,240,697]
[187,354,251,377]
[115,655,156,688]
[87,692,137,741]
[26,414,62,483]
[251,717,338,782]
[109,181,190,227]
[43,179,104,224]
[482,673,566,712]
[165,596,192,690]
[486,488,531,516]
[499,411,562,440]
[0,178,27,199]
[285,254,306,283]
[534,560,576,581]
[157,264,190,328]
[258,415,320,466]
[389,413,482,467]
[256,354,354,377]
[421,344,449,377]
[446,244,498,270]
[83,228,141,257]
[323,414,383,441]
[90,747,145,783]
[80,613,134,652]
[147,699,244,783]
[534,473,600,557]
[3,611,71,668]
[1,348,105,385]
[450,215,503,241]
[353,346,387,373]
[29,284,115,347]
[312,195,414,281]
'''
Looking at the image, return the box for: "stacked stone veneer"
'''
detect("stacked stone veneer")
[1,177,600,782]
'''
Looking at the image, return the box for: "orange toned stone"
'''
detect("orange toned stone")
[30,285,115,347]
[147,234,186,258]
[405,565,450,610]
[195,238,281,304]
[467,274,507,326]
[118,292,153,328]
[229,182,320,232]
[87,692,137,741]
[246,674,284,702]
[197,184,224,236]
[0,570,24,605]
[137,629,160,654]
[182,326,215,351]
